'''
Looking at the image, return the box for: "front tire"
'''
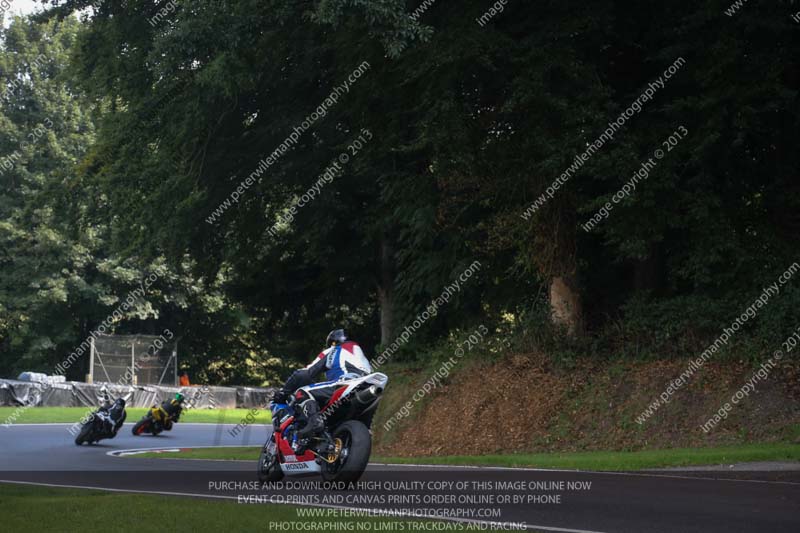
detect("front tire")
[132,419,150,436]
[258,437,284,483]
[74,423,92,446]
[321,420,371,484]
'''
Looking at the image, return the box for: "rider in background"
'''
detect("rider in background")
[97,397,127,436]
[160,393,185,429]
[272,329,372,438]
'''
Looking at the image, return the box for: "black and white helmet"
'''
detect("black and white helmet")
[326,328,347,347]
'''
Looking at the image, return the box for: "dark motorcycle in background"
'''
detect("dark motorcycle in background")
[74,398,127,446]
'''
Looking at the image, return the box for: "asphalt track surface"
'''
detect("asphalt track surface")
[1,423,799,533]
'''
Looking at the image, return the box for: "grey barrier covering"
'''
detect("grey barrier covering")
[0,379,274,410]
[235,386,274,409]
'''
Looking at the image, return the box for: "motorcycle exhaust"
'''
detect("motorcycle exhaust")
[355,385,383,403]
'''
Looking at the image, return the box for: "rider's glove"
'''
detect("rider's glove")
[271,390,289,405]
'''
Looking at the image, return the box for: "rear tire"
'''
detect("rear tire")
[258,437,284,483]
[321,421,371,484]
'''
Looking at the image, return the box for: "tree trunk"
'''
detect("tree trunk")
[378,237,395,345]
[533,202,583,337]
[549,275,582,336]
[634,244,661,293]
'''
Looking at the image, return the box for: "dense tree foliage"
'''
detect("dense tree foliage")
[1,1,797,383]
[0,14,278,383]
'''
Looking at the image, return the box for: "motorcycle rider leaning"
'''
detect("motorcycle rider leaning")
[97,397,127,436]
[159,393,185,430]
[272,329,372,439]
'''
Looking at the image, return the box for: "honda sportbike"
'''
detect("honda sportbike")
[258,372,388,484]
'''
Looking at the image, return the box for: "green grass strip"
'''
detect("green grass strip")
[128,442,799,471]
[0,484,512,532]
[376,442,800,471]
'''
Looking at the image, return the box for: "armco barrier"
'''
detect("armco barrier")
[0,379,274,410]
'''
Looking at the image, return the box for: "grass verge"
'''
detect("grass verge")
[0,484,511,532]
[0,407,271,425]
[377,442,800,470]
[127,442,799,470]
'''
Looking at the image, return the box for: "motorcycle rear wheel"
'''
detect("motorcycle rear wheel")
[321,420,371,484]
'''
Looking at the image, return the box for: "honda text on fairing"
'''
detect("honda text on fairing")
[132,393,185,436]
[259,330,388,483]
[74,398,127,445]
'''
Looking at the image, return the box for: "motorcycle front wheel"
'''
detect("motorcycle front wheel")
[257,436,284,483]
[132,418,150,436]
[74,423,93,446]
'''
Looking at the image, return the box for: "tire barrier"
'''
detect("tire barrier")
[0,379,275,410]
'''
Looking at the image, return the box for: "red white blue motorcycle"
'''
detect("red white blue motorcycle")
[258,372,388,484]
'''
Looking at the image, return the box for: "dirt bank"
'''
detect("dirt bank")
[374,352,800,456]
